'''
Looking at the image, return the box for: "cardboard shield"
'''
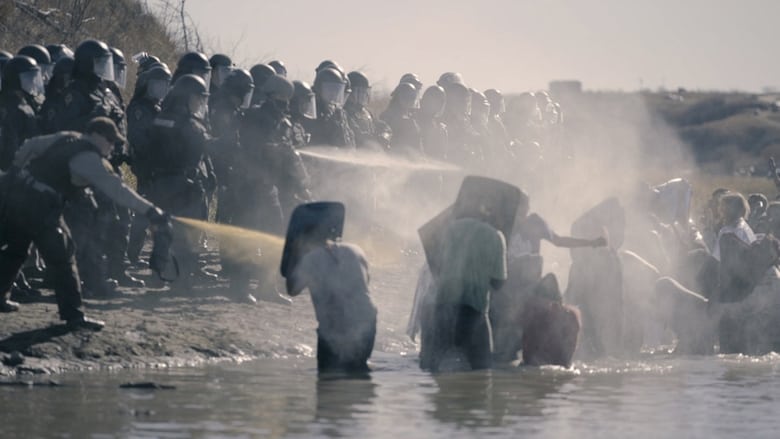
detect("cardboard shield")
[280,201,345,278]
[418,176,522,275]
[570,197,626,255]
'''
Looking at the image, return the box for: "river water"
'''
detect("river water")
[3,351,780,438]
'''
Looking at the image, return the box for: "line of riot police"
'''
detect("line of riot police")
[0,40,568,309]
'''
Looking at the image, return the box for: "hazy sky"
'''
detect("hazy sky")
[186,0,779,93]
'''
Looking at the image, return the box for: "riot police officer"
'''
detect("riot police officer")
[0,56,43,171]
[126,65,172,264]
[380,82,421,153]
[442,82,482,168]
[45,44,74,64]
[172,51,212,85]
[248,64,276,107]
[208,53,233,99]
[484,89,510,152]
[209,68,253,237]
[415,85,448,160]
[0,117,170,329]
[146,74,217,291]
[344,71,390,149]
[17,45,51,113]
[289,80,317,148]
[269,60,287,77]
[237,74,310,303]
[310,67,354,147]
[0,50,13,92]
[40,55,74,133]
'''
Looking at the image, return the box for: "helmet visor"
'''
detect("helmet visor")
[240,89,254,109]
[299,94,317,120]
[114,64,127,88]
[94,55,115,81]
[352,86,371,107]
[20,69,45,96]
[193,68,211,89]
[190,95,209,119]
[319,82,346,107]
[213,65,231,87]
[146,78,169,101]
[40,63,54,84]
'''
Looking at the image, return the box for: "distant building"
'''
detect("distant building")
[549,80,582,96]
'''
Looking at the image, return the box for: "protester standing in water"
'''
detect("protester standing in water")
[430,205,508,372]
[282,202,377,373]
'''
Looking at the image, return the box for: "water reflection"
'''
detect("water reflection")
[427,367,575,430]
[316,374,377,424]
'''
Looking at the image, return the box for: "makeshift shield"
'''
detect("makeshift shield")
[280,201,345,278]
[570,197,626,257]
[419,176,522,276]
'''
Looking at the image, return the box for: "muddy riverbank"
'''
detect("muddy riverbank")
[0,249,419,377]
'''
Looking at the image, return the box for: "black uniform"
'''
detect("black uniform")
[0,136,102,321]
[233,100,310,290]
[415,112,448,160]
[125,95,161,263]
[145,103,213,286]
[309,101,355,148]
[0,91,39,171]
[380,104,421,153]
[52,77,131,293]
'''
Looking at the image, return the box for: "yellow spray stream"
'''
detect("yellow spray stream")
[173,217,408,270]
[173,217,285,269]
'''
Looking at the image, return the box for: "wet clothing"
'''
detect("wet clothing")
[288,242,377,372]
[436,218,507,313]
[0,91,39,171]
[520,297,580,367]
[508,213,553,258]
[428,218,507,371]
[0,133,152,320]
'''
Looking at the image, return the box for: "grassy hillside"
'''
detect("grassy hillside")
[644,91,780,173]
[0,0,184,96]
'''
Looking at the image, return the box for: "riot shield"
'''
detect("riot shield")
[280,201,345,278]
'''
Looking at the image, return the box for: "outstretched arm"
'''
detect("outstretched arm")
[548,233,607,249]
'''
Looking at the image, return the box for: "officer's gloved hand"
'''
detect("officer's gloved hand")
[146,207,170,227]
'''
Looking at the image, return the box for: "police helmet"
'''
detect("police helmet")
[315,59,344,75]
[223,68,254,108]
[347,71,370,89]
[399,72,422,90]
[46,44,74,63]
[292,80,317,120]
[260,74,294,102]
[437,71,463,88]
[2,55,44,96]
[73,39,113,81]
[269,60,287,77]
[18,44,52,82]
[173,52,212,84]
